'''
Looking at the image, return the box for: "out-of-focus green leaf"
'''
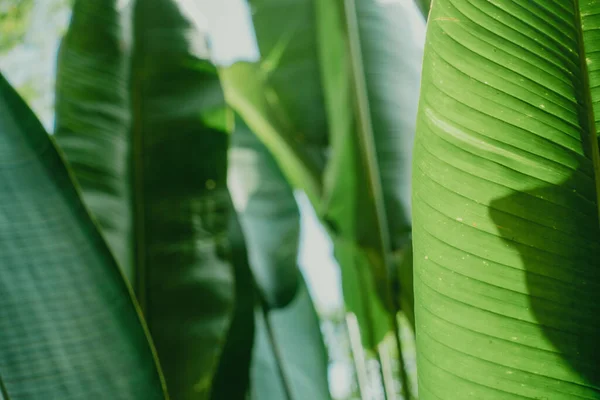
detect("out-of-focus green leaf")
[251,278,331,400]
[229,115,328,397]
[347,0,422,331]
[133,0,235,397]
[414,0,600,398]
[220,62,323,206]
[0,0,34,53]
[219,0,328,206]
[247,0,328,154]
[414,0,430,19]
[209,214,255,400]
[54,0,134,279]
[55,0,237,398]
[224,0,422,350]
[396,241,414,330]
[229,115,300,308]
[317,0,423,346]
[0,73,166,399]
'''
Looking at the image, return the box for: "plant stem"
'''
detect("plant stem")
[392,314,411,400]
[377,342,394,400]
[346,313,371,400]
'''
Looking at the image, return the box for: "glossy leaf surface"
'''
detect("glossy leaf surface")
[54,0,237,398]
[54,0,134,279]
[414,1,600,398]
[0,73,166,399]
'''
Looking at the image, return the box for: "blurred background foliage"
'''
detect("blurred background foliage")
[0,0,424,398]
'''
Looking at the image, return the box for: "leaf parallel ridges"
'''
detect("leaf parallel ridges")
[131,0,148,316]
[343,0,392,277]
[414,0,600,398]
[0,374,9,400]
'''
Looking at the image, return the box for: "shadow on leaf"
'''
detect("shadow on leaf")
[489,170,600,389]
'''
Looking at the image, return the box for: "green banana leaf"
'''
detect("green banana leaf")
[54,0,134,279]
[251,278,331,400]
[229,116,330,397]
[220,62,324,206]
[54,0,237,398]
[317,0,423,345]
[224,0,423,350]
[414,0,600,398]
[228,115,300,307]
[218,0,328,206]
[0,73,166,398]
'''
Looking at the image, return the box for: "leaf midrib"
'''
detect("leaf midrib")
[573,0,600,226]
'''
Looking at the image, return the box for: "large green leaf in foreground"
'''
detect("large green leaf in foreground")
[414,1,600,398]
[0,74,166,399]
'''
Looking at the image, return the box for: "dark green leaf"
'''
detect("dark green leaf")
[229,115,328,397]
[132,0,235,397]
[251,278,331,400]
[229,115,300,308]
[54,0,134,279]
[210,214,255,400]
[55,0,237,397]
[0,73,166,399]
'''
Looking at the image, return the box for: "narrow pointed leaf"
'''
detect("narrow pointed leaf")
[0,73,166,399]
[414,1,600,398]
[229,116,329,397]
[317,0,423,345]
[220,62,323,206]
[251,278,331,400]
[229,115,300,307]
[219,0,328,206]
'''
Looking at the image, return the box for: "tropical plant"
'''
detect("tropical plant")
[1,0,331,398]
[221,0,423,396]
[413,0,600,398]
[0,0,438,400]
[0,71,166,399]
[53,1,241,398]
[229,116,330,399]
